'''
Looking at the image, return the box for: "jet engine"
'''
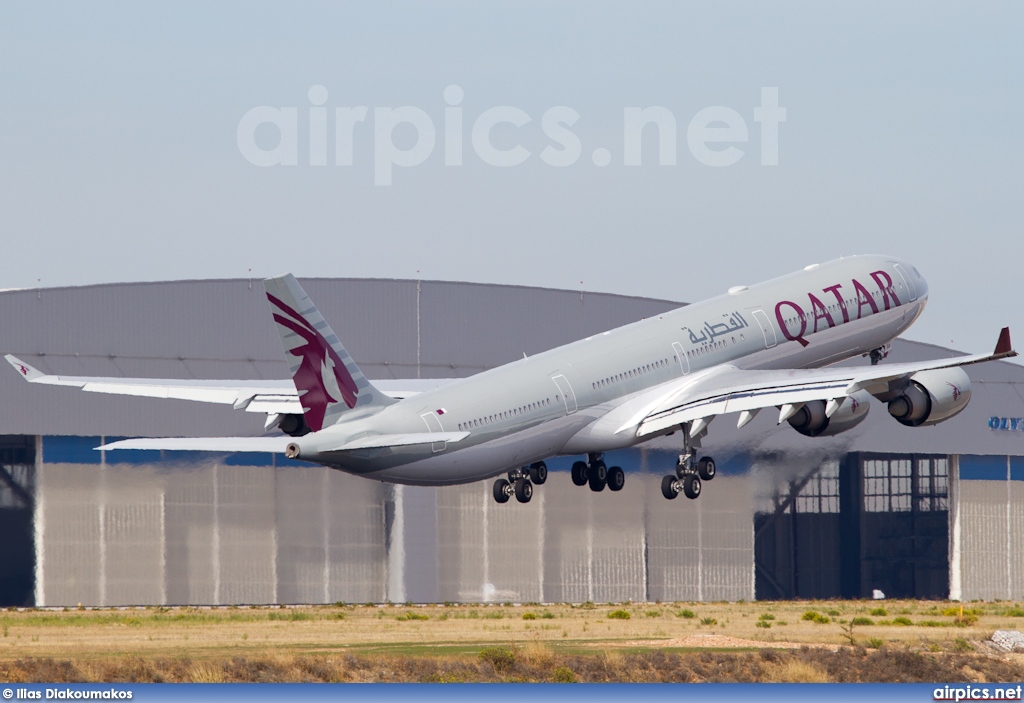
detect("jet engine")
[887,367,971,427]
[788,389,872,437]
[278,413,310,437]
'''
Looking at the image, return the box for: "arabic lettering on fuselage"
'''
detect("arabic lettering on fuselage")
[685,311,749,345]
[775,269,901,348]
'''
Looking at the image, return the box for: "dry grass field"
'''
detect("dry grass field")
[0,600,1022,682]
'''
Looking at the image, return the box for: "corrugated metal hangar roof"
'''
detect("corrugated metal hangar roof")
[1,278,1021,454]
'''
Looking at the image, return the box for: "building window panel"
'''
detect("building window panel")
[866,456,948,513]
[864,459,911,512]
[791,461,839,514]
[915,457,949,512]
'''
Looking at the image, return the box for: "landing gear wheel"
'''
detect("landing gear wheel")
[588,472,606,492]
[571,461,588,486]
[591,460,607,483]
[529,462,548,485]
[697,456,716,481]
[682,474,701,499]
[661,475,679,500]
[493,478,511,504]
[514,478,533,503]
[606,466,625,492]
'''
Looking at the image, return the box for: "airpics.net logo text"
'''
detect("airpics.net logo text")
[236,86,786,185]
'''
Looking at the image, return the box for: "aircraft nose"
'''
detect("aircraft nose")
[914,266,930,300]
[894,258,929,304]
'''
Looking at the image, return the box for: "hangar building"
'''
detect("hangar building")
[0,278,1021,607]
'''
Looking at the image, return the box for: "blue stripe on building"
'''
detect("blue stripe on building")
[959,454,1008,481]
[1010,456,1024,482]
[42,435,102,464]
[224,452,274,467]
[102,437,163,465]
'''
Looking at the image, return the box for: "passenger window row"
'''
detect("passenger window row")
[459,397,553,431]
[688,340,726,357]
[592,358,670,390]
[784,297,876,328]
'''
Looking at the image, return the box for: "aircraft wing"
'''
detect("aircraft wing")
[4,355,454,414]
[623,327,1016,438]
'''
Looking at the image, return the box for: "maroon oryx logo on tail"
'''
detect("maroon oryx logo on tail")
[267,293,358,431]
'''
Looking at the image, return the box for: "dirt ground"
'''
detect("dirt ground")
[0,600,1021,682]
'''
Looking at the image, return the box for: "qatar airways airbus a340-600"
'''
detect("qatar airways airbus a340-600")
[6,255,1015,504]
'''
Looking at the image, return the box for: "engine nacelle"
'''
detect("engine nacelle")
[278,413,310,437]
[887,367,971,427]
[787,389,872,437]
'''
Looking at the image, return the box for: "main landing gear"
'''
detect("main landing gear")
[570,453,625,493]
[661,423,716,501]
[492,461,547,504]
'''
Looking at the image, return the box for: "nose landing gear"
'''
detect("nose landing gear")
[867,342,892,365]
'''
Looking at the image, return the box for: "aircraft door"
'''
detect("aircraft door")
[750,309,778,349]
[551,374,578,414]
[420,412,447,453]
[892,263,918,302]
[672,341,690,375]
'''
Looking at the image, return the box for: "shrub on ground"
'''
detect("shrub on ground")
[478,646,516,672]
[801,611,830,624]
[551,666,577,683]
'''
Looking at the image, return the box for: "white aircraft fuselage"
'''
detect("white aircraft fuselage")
[296,255,929,485]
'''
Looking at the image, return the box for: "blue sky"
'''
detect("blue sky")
[1,2,1021,351]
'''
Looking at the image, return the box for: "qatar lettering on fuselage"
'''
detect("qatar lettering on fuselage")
[774,269,900,348]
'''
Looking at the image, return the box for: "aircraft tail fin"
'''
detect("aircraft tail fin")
[264,274,396,431]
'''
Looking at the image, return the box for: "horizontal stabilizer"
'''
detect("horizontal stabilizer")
[98,432,471,455]
[97,437,293,453]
